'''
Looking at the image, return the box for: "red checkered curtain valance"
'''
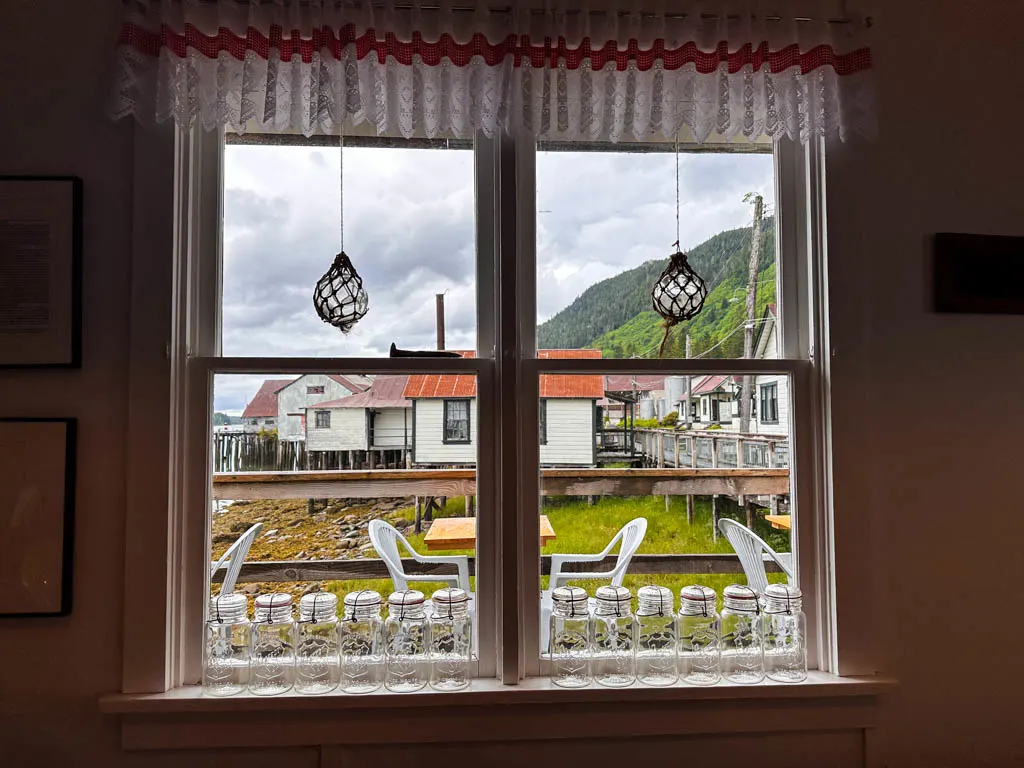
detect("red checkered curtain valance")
[112,0,875,143]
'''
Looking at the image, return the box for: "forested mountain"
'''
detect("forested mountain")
[537,218,776,359]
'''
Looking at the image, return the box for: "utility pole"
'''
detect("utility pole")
[436,293,446,351]
[739,194,763,433]
[684,333,692,428]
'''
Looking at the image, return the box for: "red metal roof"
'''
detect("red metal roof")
[604,374,668,392]
[328,374,371,393]
[311,376,411,409]
[241,379,294,418]
[691,374,735,396]
[403,350,605,399]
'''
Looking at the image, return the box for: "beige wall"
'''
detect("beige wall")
[0,0,1022,765]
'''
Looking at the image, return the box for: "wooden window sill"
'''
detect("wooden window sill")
[100,672,894,750]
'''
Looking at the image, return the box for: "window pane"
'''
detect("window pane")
[222,140,475,357]
[535,144,779,360]
[211,372,480,660]
[538,370,793,654]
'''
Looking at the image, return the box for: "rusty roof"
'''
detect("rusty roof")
[403,350,605,399]
[310,375,411,409]
[241,379,295,418]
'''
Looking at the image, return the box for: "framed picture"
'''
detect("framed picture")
[0,418,76,617]
[0,176,82,367]
[934,232,1024,314]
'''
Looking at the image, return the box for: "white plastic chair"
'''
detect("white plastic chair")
[368,519,471,592]
[210,522,263,595]
[718,518,794,596]
[548,517,648,589]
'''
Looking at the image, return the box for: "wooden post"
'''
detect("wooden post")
[465,495,476,517]
[414,497,422,534]
[686,494,694,525]
[424,497,434,523]
[691,437,698,469]
[673,435,680,468]
[736,438,744,468]
[767,441,776,468]
[746,500,755,529]
[712,495,720,541]
[348,450,355,470]
[711,436,719,468]
[664,494,670,514]
[657,432,664,468]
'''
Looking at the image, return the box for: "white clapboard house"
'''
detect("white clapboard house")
[303,375,412,452]
[750,303,787,437]
[240,378,292,432]
[404,350,605,467]
[275,373,372,442]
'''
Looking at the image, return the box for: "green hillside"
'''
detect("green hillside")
[537,218,776,358]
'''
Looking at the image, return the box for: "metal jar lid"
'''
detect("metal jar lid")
[680,585,717,615]
[299,591,338,619]
[208,592,247,622]
[551,586,589,604]
[594,585,632,604]
[254,592,293,609]
[343,589,383,608]
[432,587,469,604]
[387,589,425,606]
[636,585,674,615]
[763,583,802,614]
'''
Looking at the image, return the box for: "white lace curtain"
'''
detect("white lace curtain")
[112,0,875,143]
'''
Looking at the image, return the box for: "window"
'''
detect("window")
[170,129,824,692]
[248,417,259,426]
[761,383,779,424]
[443,399,471,444]
[265,418,275,425]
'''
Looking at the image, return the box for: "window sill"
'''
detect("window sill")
[100,672,894,751]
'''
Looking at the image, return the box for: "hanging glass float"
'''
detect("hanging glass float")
[313,251,369,334]
[313,132,368,334]
[650,135,708,357]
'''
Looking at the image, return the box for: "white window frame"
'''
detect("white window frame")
[118,126,842,695]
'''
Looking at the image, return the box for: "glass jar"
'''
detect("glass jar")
[384,590,429,692]
[249,593,295,695]
[339,590,385,694]
[294,592,340,694]
[202,593,250,696]
[590,585,636,688]
[635,585,677,687]
[428,588,473,691]
[762,584,807,682]
[548,586,591,688]
[720,584,764,684]
[678,585,721,686]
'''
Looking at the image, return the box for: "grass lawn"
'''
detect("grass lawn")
[324,494,790,611]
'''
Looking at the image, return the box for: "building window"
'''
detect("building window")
[539,399,548,445]
[761,383,779,424]
[265,418,275,425]
[314,410,331,429]
[443,400,471,444]
[248,417,259,426]
[307,385,325,395]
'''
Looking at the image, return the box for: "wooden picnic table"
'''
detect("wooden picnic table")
[424,515,557,550]
[765,514,792,530]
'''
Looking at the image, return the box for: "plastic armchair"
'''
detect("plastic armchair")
[210,522,263,595]
[548,517,648,590]
[717,518,794,596]
[368,519,471,592]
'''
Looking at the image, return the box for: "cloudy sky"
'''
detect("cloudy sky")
[216,144,773,413]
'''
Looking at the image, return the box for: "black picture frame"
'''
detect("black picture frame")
[934,232,1024,315]
[0,418,77,617]
[0,176,83,368]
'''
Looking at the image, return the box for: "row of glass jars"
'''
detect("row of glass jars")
[203,587,472,696]
[548,583,806,688]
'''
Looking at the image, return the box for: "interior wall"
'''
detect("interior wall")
[0,1,1022,766]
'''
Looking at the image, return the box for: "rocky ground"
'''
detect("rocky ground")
[210,496,418,604]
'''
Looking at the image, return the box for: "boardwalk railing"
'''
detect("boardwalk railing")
[213,433,409,473]
[212,467,790,500]
[633,428,789,470]
[213,553,784,585]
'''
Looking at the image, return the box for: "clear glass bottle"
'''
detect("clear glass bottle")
[294,591,340,694]
[762,584,807,682]
[428,588,473,691]
[384,590,429,692]
[339,590,385,694]
[720,584,764,684]
[548,586,591,688]
[590,585,636,688]
[202,593,250,696]
[249,592,295,695]
[635,585,677,686]
[678,585,721,686]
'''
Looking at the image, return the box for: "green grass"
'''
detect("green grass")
[324,494,789,610]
